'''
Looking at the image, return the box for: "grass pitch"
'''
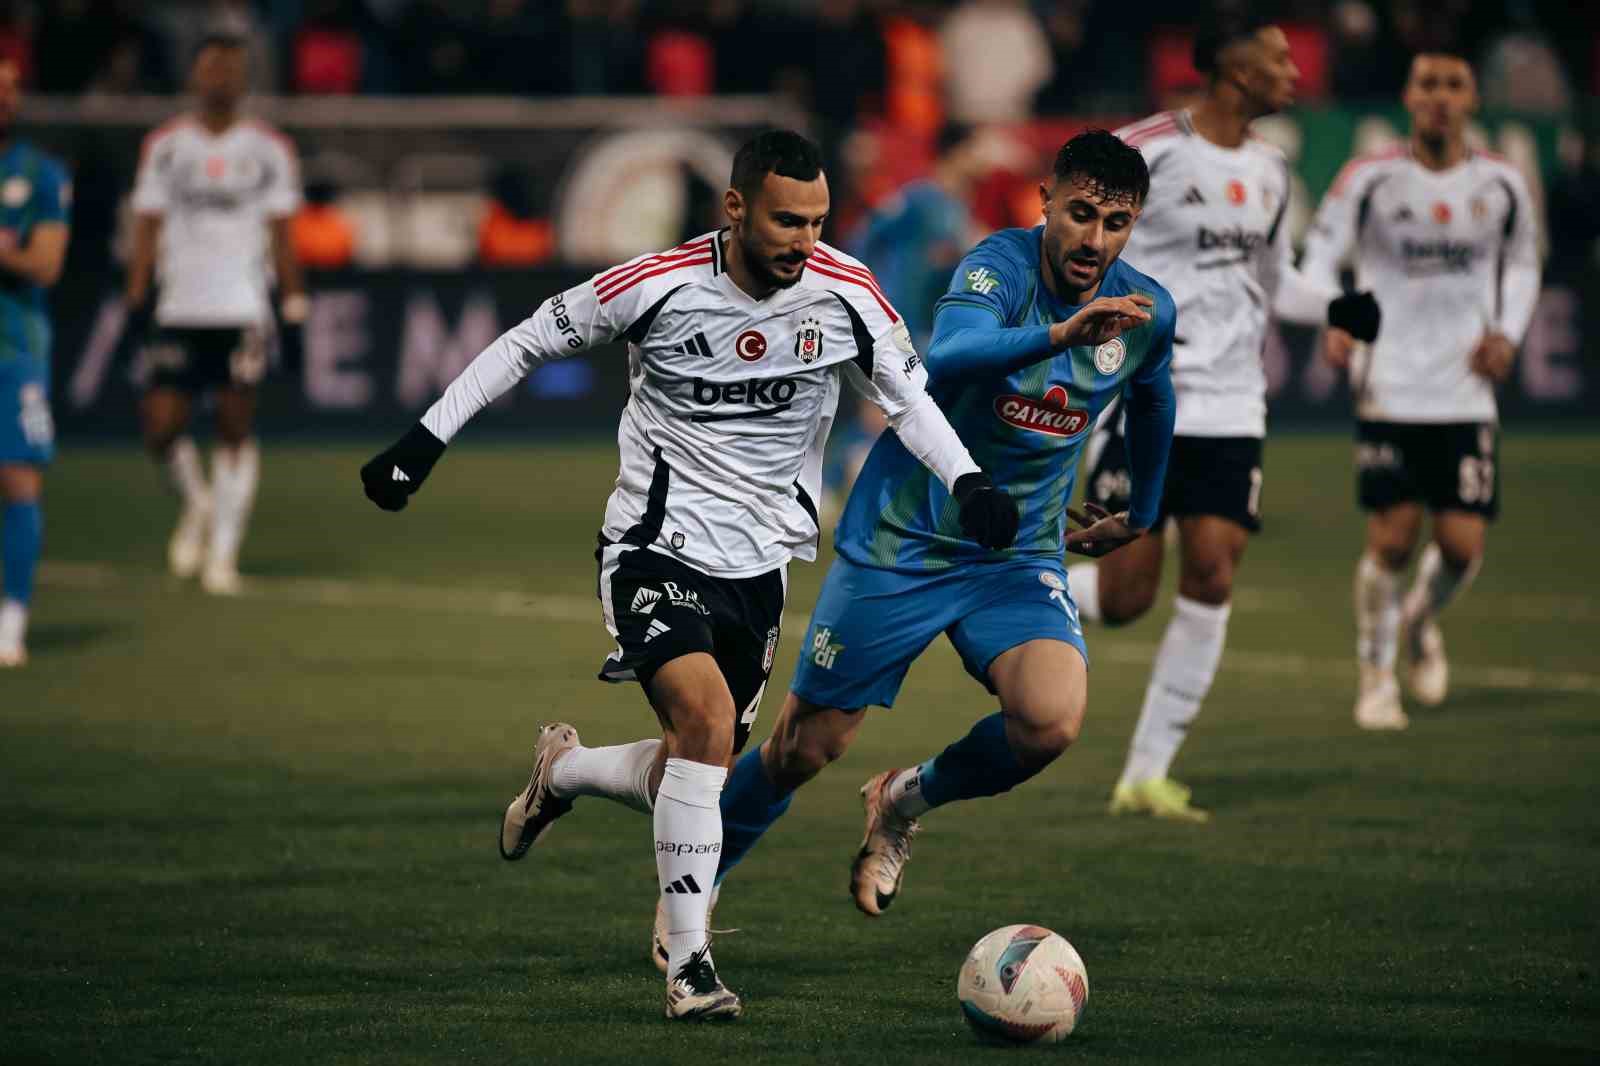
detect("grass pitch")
[3,432,1597,1064]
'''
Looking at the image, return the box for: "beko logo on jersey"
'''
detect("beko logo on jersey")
[548,291,584,349]
[1196,226,1265,255]
[690,376,799,421]
[993,390,1090,437]
[1400,238,1475,273]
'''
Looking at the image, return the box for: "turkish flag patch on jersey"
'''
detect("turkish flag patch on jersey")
[993,385,1089,437]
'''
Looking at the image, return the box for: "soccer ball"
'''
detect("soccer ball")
[956,924,1089,1044]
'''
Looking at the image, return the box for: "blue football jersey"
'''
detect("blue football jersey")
[0,140,70,364]
[834,225,1176,572]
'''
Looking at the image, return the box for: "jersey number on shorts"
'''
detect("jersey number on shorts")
[1458,457,1494,505]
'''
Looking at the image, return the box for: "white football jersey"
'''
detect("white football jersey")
[422,231,978,579]
[131,116,301,327]
[1301,148,1541,423]
[1115,110,1295,438]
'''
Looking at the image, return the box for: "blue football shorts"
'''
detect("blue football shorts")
[790,553,1088,711]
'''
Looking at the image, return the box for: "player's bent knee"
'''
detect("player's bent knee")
[1100,579,1157,625]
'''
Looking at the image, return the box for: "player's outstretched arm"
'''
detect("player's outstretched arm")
[359,277,622,512]
[840,320,1020,550]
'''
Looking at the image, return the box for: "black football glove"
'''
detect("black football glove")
[361,422,446,511]
[953,471,1020,550]
[1328,290,1381,343]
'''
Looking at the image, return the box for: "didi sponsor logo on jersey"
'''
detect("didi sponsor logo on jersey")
[993,385,1089,437]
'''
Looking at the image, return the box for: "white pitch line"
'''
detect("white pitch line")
[37,563,1600,697]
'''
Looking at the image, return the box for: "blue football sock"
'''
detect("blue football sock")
[915,712,1036,811]
[714,745,793,886]
[2,499,42,605]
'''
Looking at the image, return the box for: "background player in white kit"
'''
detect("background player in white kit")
[1069,14,1382,821]
[359,131,1017,1020]
[1302,53,1540,730]
[125,33,306,595]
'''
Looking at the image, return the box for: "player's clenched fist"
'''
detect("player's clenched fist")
[361,422,446,511]
[953,472,1020,550]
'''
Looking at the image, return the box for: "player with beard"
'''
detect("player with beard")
[0,57,71,667]
[1067,13,1383,821]
[125,34,306,595]
[1302,53,1540,729]
[668,130,1174,937]
[360,130,1019,1020]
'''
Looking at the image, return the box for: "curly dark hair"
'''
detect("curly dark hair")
[1051,130,1150,207]
[730,130,824,200]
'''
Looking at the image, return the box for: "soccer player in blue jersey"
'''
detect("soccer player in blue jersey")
[650,129,1174,958]
[0,58,71,667]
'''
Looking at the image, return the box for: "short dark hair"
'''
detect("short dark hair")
[1052,130,1150,207]
[194,31,248,62]
[729,130,824,200]
[1193,9,1270,77]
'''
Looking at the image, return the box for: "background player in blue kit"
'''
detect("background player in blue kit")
[0,57,70,668]
[660,130,1174,940]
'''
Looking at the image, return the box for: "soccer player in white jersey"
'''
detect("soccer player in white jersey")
[1067,14,1383,821]
[359,131,1018,1020]
[1301,53,1540,730]
[125,33,306,595]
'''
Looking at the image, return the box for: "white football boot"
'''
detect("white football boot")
[849,770,921,916]
[200,557,243,597]
[499,723,579,860]
[1354,664,1409,731]
[664,944,742,1021]
[167,496,211,579]
[653,883,722,974]
[1404,613,1449,707]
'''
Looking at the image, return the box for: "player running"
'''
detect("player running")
[1301,52,1540,730]
[1067,15,1382,821]
[359,131,1019,1020]
[125,32,306,595]
[0,57,70,667]
[675,130,1173,939]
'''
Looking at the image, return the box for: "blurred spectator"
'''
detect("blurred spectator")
[709,0,776,95]
[850,123,985,348]
[940,0,1053,123]
[1480,30,1572,113]
[394,0,476,94]
[565,0,646,95]
[881,7,943,137]
[292,0,364,95]
[476,0,563,96]
[479,167,554,267]
[293,179,358,270]
[808,0,887,133]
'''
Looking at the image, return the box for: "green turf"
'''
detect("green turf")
[4,434,1598,1065]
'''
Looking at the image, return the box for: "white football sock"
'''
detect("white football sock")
[549,738,660,814]
[1067,562,1102,624]
[1120,595,1231,785]
[208,439,260,570]
[1402,543,1480,622]
[887,765,931,818]
[0,599,25,648]
[1355,552,1401,670]
[655,757,727,977]
[166,436,210,507]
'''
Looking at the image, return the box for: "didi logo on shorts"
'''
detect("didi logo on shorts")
[993,385,1089,437]
[810,626,844,670]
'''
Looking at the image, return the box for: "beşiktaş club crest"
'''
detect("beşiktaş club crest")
[1094,337,1126,374]
[794,316,824,364]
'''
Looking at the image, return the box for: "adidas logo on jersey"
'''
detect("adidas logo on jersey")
[391,466,410,482]
[644,619,672,642]
[667,332,714,359]
[631,587,663,614]
[1182,186,1206,205]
